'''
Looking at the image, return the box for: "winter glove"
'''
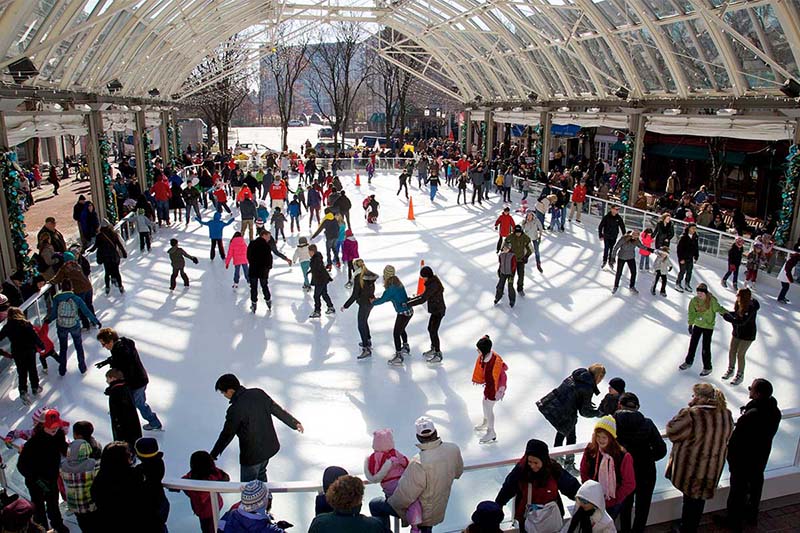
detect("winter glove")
[688,325,694,335]
[192,257,199,264]
[275,521,293,530]
[95,360,110,369]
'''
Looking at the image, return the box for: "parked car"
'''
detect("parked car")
[317,127,334,139]
[314,141,355,157]
[288,119,304,127]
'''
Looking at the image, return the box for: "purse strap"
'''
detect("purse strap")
[527,482,532,507]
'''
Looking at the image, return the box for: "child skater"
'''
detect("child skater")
[341,229,360,289]
[256,199,269,226]
[651,246,672,296]
[225,231,249,290]
[271,207,287,242]
[639,228,653,271]
[134,208,156,252]
[293,236,312,291]
[472,335,507,444]
[288,195,302,234]
[365,195,380,224]
[0,307,45,405]
[364,429,423,533]
[196,212,234,260]
[745,240,763,287]
[722,237,744,290]
[182,451,230,533]
[212,182,232,214]
[168,238,198,290]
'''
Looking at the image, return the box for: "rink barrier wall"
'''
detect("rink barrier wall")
[161,408,800,532]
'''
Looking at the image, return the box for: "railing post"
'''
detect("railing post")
[393,515,401,533]
[211,488,221,531]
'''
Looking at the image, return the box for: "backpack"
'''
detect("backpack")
[56,296,80,328]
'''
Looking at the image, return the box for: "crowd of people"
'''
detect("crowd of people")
[0,137,794,533]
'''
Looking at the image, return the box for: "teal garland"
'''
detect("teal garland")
[532,124,543,173]
[618,133,634,204]
[176,126,182,159]
[142,131,154,186]
[1,152,34,274]
[166,124,176,168]
[776,144,799,246]
[460,121,467,153]
[99,135,118,224]
[480,121,487,160]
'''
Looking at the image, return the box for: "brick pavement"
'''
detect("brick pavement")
[25,173,92,250]
[644,495,800,532]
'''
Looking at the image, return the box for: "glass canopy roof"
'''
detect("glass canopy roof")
[0,0,797,102]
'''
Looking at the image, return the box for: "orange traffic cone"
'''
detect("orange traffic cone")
[416,260,426,296]
[355,173,361,186]
[407,197,415,220]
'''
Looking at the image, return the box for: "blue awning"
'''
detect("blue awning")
[551,124,581,137]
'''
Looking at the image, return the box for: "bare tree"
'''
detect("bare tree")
[264,31,311,151]
[182,35,252,153]
[366,29,416,142]
[307,22,371,152]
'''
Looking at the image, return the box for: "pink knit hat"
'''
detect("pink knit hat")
[372,428,395,452]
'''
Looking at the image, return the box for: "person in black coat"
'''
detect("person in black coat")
[308,244,334,318]
[536,365,605,469]
[652,212,675,249]
[717,378,781,531]
[598,205,626,267]
[17,411,69,532]
[341,259,378,358]
[676,224,699,291]
[614,393,668,533]
[87,225,127,294]
[95,328,162,431]
[246,229,291,313]
[0,307,44,401]
[314,465,349,516]
[104,368,142,450]
[92,441,151,532]
[2,270,26,307]
[721,288,760,385]
[407,266,446,363]
[210,374,304,483]
[333,190,352,228]
[134,438,169,531]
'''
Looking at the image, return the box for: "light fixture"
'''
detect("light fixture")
[474,94,483,103]
[495,107,504,112]
[435,109,442,118]
[512,106,523,112]
[614,86,630,100]
[148,88,160,97]
[557,106,570,113]
[586,107,600,113]
[663,108,682,116]
[717,108,737,116]
[527,91,538,102]
[106,79,123,93]
[6,57,39,84]
[424,108,430,117]
[52,103,63,111]
[780,78,800,98]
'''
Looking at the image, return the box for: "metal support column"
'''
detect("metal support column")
[485,111,494,160]
[86,111,108,223]
[133,110,147,191]
[790,120,800,246]
[159,111,169,166]
[628,111,646,207]
[540,111,552,174]
[0,112,17,278]
[464,110,473,154]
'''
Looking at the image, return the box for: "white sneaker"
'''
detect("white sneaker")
[479,430,497,444]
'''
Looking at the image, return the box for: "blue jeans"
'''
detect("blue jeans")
[430,185,438,201]
[535,210,545,227]
[155,199,169,222]
[369,498,432,533]
[639,254,650,270]
[532,239,541,264]
[300,261,310,285]
[240,459,269,482]
[233,264,250,284]
[57,325,85,375]
[132,386,162,428]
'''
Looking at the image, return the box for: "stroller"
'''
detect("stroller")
[363,195,380,224]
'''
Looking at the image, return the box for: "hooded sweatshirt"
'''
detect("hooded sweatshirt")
[315,466,348,516]
[559,480,615,533]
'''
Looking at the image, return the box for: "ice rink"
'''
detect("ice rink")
[2,129,798,531]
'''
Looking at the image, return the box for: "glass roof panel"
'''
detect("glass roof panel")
[617,28,677,93]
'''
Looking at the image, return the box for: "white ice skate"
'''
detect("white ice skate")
[479,430,497,444]
[473,419,488,432]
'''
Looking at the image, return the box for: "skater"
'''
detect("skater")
[196,211,235,260]
[87,224,127,295]
[534,194,555,228]
[611,231,651,294]
[456,171,468,204]
[569,180,586,223]
[170,178,185,224]
[256,199,270,226]
[472,336,508,444]
[365,195,380,224]
[104,368,142,451]
[182,451,231,533]
[342,259,379,359]
[522,211,544,273]
[638,228,653,271]
[536,364,605,471]
[210,373,304,482]
[341,229,360,288]
[246,229,291,313]
[675,224,699,292]
[334,213,346,267]
[167,238,199,290]
[776,249,799,303]
[744,241,763,287]
[721,237,745,289]
[46,280,101,376]
[0,307,45,404]
[721,288,760,385]
[494,207,515,253]
[307,185,322,227]
[653,212,675,249]
[407,266,446,363]
[307,244,335,318]
[311,209,341,268]
[60,439,101,532]
[397,170,410,199]
[417,156,428,188]
[182,178,203,224]
[579,416,636,518]
[133,208,155,252]
[292,236,312,291]
[271,207,287,242]
[598,205,626,268]
[366,160,375,184]
[598,377,625,416]
[470,166,485,205]
[288,195,302,233]
[333,189,352,228]
[372,265,413,365]
[95,328,163,431]
[679,283,726,376]
[363,429,422,532]
[134,438,169,531]
[426,172,440,202]
[239,194,257,241]
[494,244,517,307]
[225,232,250,289]
[650,246,672,296]
[150,175,171,224]
[269,177,288,210]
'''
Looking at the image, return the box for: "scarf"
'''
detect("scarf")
[596,451,617,500]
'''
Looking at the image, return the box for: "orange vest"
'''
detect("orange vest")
[472,352,504,386]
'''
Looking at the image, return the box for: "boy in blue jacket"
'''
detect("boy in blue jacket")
[196,211,235,260]
[371,265,413,366]
[287,196,302,234]
[46,280,101,375]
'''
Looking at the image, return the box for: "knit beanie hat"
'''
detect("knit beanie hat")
[470,501,504,528]
[476,335,492,356]
[240,480,269,513]
[299,236,308,245]
[134,437,163,459]
[420,266,433,278]
[383,265,396,280]
[524,439,550,462]
[618,392,640,410]
[62,251,75,262]
[595,415,617,439]
[608,378,626,394]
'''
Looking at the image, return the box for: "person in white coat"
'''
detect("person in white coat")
[369,416,463,533]
[560,480,616,533]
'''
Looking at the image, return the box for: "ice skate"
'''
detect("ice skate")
[731,373,744,385]
[19,392,31,406]
[357,347,372,360]
[426,351,443,364]
[685,283,693,291]
[143,423,163,431]
[232,283,238,289]
[721,368,734,380]
[401,343,410,354]
[250,302,257,313]
[721,279,727,288]
[611,286,618,294]
[309,311,321,319]
[679,362,691,371]
[473,419,488,432]
[388,352,404,366]
[345,281,353,289]
[266,300,272,310]
[660,290,667,297]
[479,430,497,444]
[422,347,436,357]
[630,287,639,294]
[537,263,543,273]
[675,283,684,293]
[302,283,311,291]
[699,368,712,377]
[325,307,336,315]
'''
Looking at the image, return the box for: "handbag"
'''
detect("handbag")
[524,483,564,533]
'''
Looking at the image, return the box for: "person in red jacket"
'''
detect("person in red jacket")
[150,176,172,225]
[494,207,515,253]
[472,335,507,444]
[580,415,636,519]
[569,180,587,223]
[212,183,232,214]
[182,451,230,533]
[269,179,288,210]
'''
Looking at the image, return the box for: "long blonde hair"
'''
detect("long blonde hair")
[693,383,727,411]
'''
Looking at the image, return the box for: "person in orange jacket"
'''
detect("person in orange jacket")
[472,335,507,444]
[494,207,515,253]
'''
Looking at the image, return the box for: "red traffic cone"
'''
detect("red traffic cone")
[355,173,361,186]
[407,197,415,220]
[416,260,426,296]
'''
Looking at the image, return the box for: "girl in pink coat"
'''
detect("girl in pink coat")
[224,231,249,289]
[341,229,360,289]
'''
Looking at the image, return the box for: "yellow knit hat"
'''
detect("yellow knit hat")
[594,415,617,439]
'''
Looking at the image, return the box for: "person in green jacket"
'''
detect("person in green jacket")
[309,475,383,533]
[679,283,727,376]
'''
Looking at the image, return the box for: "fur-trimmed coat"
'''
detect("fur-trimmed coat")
[665,403,733,500]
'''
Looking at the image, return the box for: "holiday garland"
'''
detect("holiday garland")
[480,121,487,160]
[166,123,176,168]
[460,121,467,153]
[618,133,635,205]
[142,131,154,186]
[99,134,118,224]
[176,125,182,159]
[531,124,543,174]
[776,144,799,246]
[1,152,34,274]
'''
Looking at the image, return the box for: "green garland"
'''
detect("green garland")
[480,121,487,160]
[166,123,176,168]
[618,133,634,204]
[1,152,34,274]
[99,135,118,224]
[532,124,543,174]
[460,121,467,153]
[776,144,799,246]
[142,131,154,186]
[176,125,182,159]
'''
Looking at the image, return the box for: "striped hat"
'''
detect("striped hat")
[594,415,617,439]
[241,480,269,512]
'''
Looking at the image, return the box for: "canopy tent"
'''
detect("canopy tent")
[644,115,796,141]
[4,114,88,146]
